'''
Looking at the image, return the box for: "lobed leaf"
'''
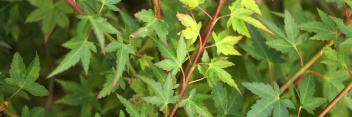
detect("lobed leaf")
[131,9,169,46]
[5,53,48,96]
[176,13,201,44]
[299,74,326,114]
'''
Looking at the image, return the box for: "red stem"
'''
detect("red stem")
[169,1,226,116]
[65,0,87,15]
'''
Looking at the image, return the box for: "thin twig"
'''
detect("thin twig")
[188,77,206,85]
[5,88,21,102]
[197,6,212,20]
[307,70,329,80]
[280,40,333,93]
[318,83,352,117]
[152,0,161,19]
[294,46,304,67]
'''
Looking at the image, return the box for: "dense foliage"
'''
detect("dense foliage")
[0,0,352,116]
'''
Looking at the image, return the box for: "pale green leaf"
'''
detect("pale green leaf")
[95,113,101,117]
[179,0,205,9]
[131,9,169,45]
[176,13,201,43]
[212,31,242,56]
[228,0,272,37]
[177,37,187,64]
[240,0,261,15]
[5,53,48,96]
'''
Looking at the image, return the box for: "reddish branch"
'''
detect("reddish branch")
[65,0,87,15]
[169,0,226,116]
[318,83,352,117]
[152,0,161,19]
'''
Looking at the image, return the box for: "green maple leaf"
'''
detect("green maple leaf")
[97,40,135,98]
[330,16,352,47]
[323,69,352,110]
[198,57,241,94]
[135,74,180,110]
[179,0,205,9]
[299,9,338,40]
[227,0,272,38]
[259,11,307,53]
[154,37,187,74]
[212,82,242,117]
[5,53,48,96]
[131,9,169,45]
[176,13,202,44]
[117,94,147,117]
[136,54,154,70]
[179,88,212,117]
[241,25,284,63]
[212,31,242,56]
[21,106,44,117]
[321,47,349,68]
[26,0,73,34]
[98,0,121,11]
[240,0,261,15]
[78,15,120,53]
[299,74,326,114]
[48,35,97,78]
[57,77,101,117]
[97,69,126,98]
[243,82,295,117]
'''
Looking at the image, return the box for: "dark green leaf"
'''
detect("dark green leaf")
[241,25,284,63]
[26,0,73,34]
[57,77,101,117]
[179,88,212,117]
[5,53,48,96]
[21,106,45,117]
[212,82,242,116]
[131,9,169,45]
[98,0,121,11]
[299,74,326,114]
[117,94,147,117]
[48,35,97,78]
[243,82,295,117]
[299,9,338,40]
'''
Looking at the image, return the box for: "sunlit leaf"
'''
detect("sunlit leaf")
[212,31,242,56]
[176,13,201,43]
[179,0,205,9]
